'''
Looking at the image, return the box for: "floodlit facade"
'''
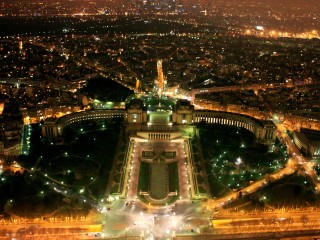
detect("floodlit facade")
[293,128,320,157]
[42,99,276,144]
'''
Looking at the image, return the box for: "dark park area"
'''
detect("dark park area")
[224,173,320,211]
[8,120,121,219]
[82,76,133,102]
[198,123,286,198]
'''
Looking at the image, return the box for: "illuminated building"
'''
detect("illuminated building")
[293,128,320,157]
[42,110,126,140]
[42,99,276,144]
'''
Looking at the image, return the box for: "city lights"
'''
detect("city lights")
[1,1,320,239]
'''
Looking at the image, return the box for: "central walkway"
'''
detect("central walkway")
[126,140,191,202]
[150,159,168,200]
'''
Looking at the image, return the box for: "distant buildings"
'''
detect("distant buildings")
[0,100,23,161]
[0,15,320,163]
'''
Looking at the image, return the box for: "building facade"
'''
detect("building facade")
[293,128,320,157]
[42,99,276,144]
